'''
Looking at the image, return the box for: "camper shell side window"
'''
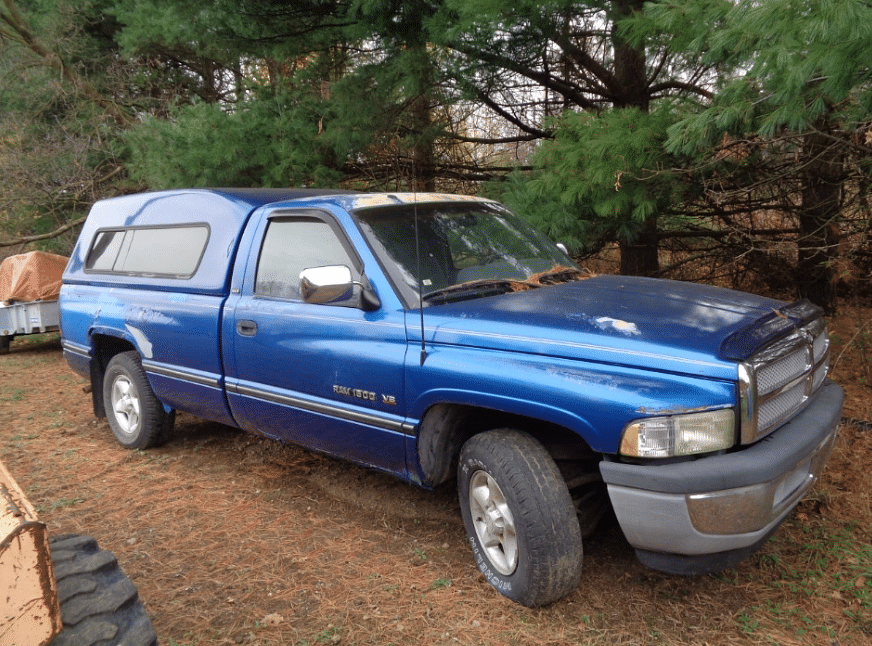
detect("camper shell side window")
[85,224,211,278]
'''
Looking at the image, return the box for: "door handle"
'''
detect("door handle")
[236,320,258,337]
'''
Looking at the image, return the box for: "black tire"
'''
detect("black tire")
[0,335,12,354]
[458,429,583,607]
[49,534,158,646]
[103,351,174,449]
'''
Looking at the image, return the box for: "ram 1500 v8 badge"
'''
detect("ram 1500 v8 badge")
[59,188,843,606]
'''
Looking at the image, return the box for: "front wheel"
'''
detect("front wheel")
[458,429,583,607]
[103,351,174,449]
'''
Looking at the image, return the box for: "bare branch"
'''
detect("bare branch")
[0,216,86,248]
[446,132,549,145]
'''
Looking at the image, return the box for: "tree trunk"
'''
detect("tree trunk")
[619,216,660,276]
[798,127,841,314]
[611,0,649,113]
[611,0,659,276]
[410,89,436,192]
[408,40,437,192]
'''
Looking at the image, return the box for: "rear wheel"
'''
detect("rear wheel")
[458,429,583,607]
[49,534,157,646]
[103,351,174,449]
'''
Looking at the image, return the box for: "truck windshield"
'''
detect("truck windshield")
[355,203,584,306]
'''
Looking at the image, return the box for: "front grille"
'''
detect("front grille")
[739,318,830,444]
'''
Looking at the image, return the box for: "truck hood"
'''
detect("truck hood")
[410,275,788,380]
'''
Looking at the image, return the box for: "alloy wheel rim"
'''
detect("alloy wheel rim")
[469,470,518,575]
[111,375,141,435]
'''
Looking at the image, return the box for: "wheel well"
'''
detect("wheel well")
[89,335,137,418]
[416,403,600,487]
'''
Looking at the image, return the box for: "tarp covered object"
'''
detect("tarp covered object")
[0,251,69,304]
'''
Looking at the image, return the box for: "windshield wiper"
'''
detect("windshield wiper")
[421,268,593,306]
[422,279,533,305]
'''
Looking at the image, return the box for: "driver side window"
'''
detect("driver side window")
[255,218,355,300]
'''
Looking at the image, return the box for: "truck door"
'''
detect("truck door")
[223,211,411,478]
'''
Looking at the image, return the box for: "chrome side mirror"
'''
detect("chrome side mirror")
[300,265,354,304]
[299,265,380,311]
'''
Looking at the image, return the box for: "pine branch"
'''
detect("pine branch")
[0,0,133,125]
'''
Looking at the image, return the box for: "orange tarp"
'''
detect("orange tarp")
[0,251,69,304]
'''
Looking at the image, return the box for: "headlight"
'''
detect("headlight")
[619,409,736,458]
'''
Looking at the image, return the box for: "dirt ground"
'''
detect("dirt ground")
[1,304,870,646]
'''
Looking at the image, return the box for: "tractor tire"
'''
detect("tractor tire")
[49,534,158,646]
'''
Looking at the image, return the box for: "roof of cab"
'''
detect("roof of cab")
[199,188,356,207]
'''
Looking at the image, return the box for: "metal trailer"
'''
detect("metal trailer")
[0,299,59,353]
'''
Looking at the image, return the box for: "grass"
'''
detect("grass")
[167,637,196,646]
[50,497,86,510]
[736,518,872,640]
[313,625,342,644]
[0,387,24,402]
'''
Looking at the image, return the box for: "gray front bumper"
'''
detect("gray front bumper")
[599,381,843,571]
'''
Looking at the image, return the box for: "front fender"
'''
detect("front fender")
[406,346,737,454]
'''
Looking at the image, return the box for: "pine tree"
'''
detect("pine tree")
[661,0,872,311]
[426,0,718,274]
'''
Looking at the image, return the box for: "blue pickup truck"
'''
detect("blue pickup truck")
[59,188,843,606]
